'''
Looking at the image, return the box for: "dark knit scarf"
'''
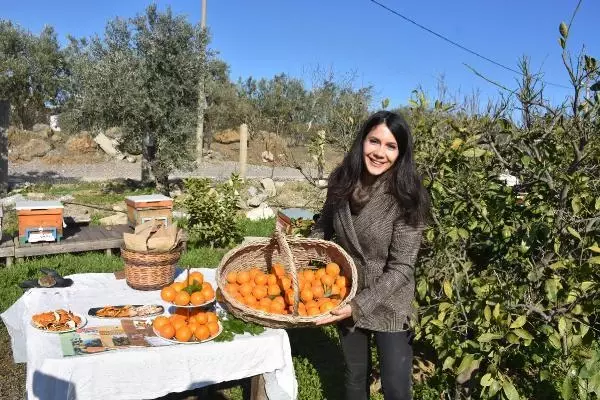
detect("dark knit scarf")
[349,171,391,215]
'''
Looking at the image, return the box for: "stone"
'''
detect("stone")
[99,213,128,226]
[213,128,240,144]
[246,203,275,221]
[275,181,285,189]
[260,178,276,197]
[32,123,52,137]
[169,189,182,198]
[49,115,61,132]
[18,138,52,161]
[247,192,268,207]
[247,186,258,197]
[94,132,122,157]
[0,194,25,207]
[58,194,75,202]
[316,179,328,189]
[261,150,274,163]
[126,155,137,163]
[51,133,63,143]
[66,132,97,153]
[26,192,46,200]
[112,204,126,212]
[104,126,124,139]
[172,210,189,220]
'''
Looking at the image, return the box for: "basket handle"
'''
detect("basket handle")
[274,228,300,316]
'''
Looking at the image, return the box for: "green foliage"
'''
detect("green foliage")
[181,176,243,248]
[408,27,600,399]
[214,315,265,342]
[62,4,207,185]
[0,20,66,128]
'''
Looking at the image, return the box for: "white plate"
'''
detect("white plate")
[31,313,87,333]
[152,321,222,344]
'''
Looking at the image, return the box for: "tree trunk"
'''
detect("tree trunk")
[141,132,156,186]
[0,100,9,195]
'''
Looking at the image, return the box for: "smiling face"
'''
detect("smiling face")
[362,123,399,178]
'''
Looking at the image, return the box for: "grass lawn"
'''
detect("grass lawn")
[0,216,360,400]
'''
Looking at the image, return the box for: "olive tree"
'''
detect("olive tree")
[63,4,207,190]
[0,21,66,128]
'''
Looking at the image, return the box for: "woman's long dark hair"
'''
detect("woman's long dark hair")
[327,110,430,226]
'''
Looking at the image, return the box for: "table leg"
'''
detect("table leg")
[105,248,112,256]
[250,374,268,400]
[5,256,13,267]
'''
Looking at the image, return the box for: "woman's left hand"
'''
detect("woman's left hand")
[314,305,352,325]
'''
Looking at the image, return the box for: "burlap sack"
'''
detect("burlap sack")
[147,224,177,252]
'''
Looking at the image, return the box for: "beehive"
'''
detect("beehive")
[125,194,173,228]
[15,200,64,244]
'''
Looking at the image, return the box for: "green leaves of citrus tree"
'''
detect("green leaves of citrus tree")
[408,39,600,397]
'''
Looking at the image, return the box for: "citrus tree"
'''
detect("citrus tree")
[410,21,600,399]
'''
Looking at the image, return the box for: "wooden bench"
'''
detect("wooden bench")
[3,224,188,265]
[3,224,131,265]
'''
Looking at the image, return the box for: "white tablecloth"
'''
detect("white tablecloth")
[1,268,297,400]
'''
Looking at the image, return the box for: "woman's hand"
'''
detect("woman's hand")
[314,304,352,325]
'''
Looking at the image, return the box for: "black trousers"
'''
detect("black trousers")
[338,322,413,400]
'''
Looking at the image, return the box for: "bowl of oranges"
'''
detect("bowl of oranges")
[160,270,216,308]
[152,309,222,343]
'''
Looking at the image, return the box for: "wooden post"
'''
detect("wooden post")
[249,375,268,400]
[239,123,248,180]
[0,100,9,196]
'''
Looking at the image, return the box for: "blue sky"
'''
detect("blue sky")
[3,1,598,109]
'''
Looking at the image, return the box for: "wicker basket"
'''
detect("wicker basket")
[217,231,358,328]
[121,245,182,291]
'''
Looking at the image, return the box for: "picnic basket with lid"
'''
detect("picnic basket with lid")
[121,245,182,291]
[216,230,358,328]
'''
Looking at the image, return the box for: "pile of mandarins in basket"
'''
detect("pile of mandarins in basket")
[224,262,350,316]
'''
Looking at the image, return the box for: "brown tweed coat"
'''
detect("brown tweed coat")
[311,182,424,332]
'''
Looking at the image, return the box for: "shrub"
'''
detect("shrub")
[181,176,243,248]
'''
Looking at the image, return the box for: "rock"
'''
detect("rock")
[104,126,124,140]
[32,123,52,137]
[26,192,46,200]
[236,198,247,209]
[316,179,328,189]
[172,210,189,220]
[246,203,275,221]
[126,155,137,163]
[169,189,182,198]
[247,192,268,207]
[18,138,52,161]
[213,128,240,144]
[275,181,285,189]
[58,194,75,202]
[247,186,258,197]
[112,204,126,212]
[0,194,25,207]
[94,132,123,157]
[99,213,128,226]
[260,178,276,197]
[66,132,97,153]
[49,115,61,132]
[261,150,274,163]
[51,133,63,143]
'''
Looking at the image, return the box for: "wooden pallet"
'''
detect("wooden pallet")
[2,224,133,266]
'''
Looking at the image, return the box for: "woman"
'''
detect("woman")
[310,110,430,400]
